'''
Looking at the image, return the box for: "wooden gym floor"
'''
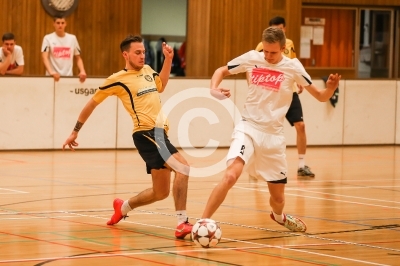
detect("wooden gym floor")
[0,146,399,265]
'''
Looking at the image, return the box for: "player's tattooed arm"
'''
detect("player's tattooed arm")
[73,121,84,132]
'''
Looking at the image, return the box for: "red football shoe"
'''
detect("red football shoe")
[175,218,193,239]
[107,198,126,225]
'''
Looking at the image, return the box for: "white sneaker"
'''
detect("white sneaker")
[270,212,307,232]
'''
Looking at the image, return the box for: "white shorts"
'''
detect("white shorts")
[226,121,287,183]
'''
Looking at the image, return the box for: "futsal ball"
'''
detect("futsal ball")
[191,218,222,248]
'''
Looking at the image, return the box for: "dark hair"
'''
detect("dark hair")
[269,16,286,27]
[120,34,143,52]
[53,16,65,21]
[2,32,15,42]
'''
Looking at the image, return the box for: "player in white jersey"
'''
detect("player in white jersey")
[41,17,87,82]
[0,32,24,76]
[255,16,315,177]
[200,27,340,232]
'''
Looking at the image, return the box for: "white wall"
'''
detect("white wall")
[116,98,135,149]
[0,77,399,150]
[0,78,54,149]
[53,79,117,149]
[343,80,396,144]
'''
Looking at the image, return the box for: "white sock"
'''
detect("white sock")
[272,211,284,223]
[176,210,187,225]
[121,200,132,216]
[298,154,305,168]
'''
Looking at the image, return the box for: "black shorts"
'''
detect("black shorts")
[285,92,303,126]
[133,128,178,174]
[268,178,287,184]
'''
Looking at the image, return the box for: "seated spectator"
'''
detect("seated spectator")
[0,32,24,76]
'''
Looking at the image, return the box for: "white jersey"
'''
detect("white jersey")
[228,50,312,134]
[0,45,24,69]
[41,32,81,76]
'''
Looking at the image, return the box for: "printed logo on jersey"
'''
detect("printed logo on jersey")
[137,87,157,97]
[144,75,153,82]
[283,48,289,55]
[240,145,245,155]
[251,68,285,91]
[53,47,71,58]
[7,63,17,71]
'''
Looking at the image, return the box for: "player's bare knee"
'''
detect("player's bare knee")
[154,189,170,200]
[175,171,189,182]
[168,154,190,176]
[295,121,305,132]
[175,163,190,176]
[182,163,190,176]
[270,195,285,205]
[223,171,239,188]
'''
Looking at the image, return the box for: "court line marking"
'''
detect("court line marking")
[0,209,397,265]
[0,213,388,266]
[0,209,112,215]
[0,211,397,248]
[286,186,400,189]
[127,209,400,252]
[0,215,79,220]
[69,211,392,266]
[290,186,400,190]
[238,184,400,205]
[71,210,396,264]
[0,244,388,266]
[233,186,400,210]
[0,229,175,266]
[222,237,388,266]
[291,188,400,204]
[0,176,109,190]
[0,188,28,194]
[238,178,400,183]
[237,182,400,188]
[0,212,329,266]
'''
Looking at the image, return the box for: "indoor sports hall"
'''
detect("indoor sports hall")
[1,0,400,265]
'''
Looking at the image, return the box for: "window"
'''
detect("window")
[301,6,398,79]
[359,9,394,78]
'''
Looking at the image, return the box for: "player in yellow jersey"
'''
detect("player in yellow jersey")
[62,35,193,239]
[255,17,315,177]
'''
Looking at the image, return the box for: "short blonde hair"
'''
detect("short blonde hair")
[262,27,286,47]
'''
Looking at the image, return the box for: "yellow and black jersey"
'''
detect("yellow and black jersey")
[93,65,167,133]
[255,38,296,59]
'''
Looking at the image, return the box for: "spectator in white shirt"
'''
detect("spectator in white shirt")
[41,16,87,82]
[0,32,24,76]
